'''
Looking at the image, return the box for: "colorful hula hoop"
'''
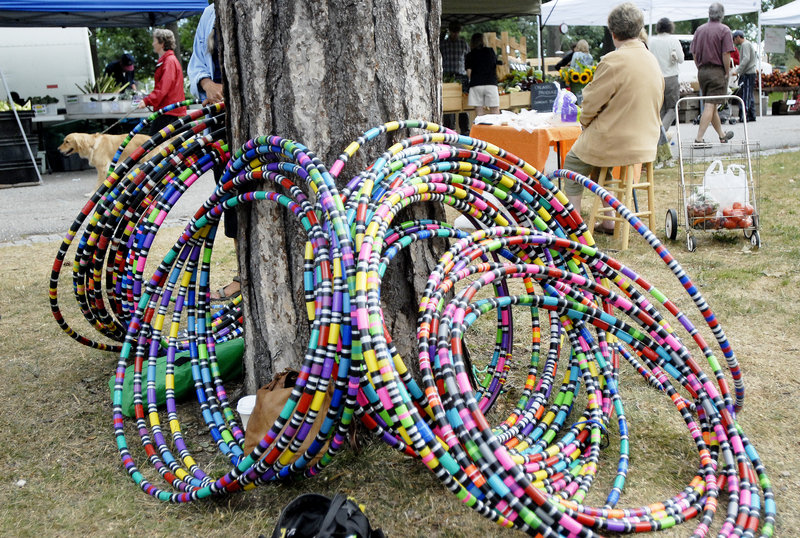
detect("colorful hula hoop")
[51,115,774,536]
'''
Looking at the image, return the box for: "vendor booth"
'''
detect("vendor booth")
[440,0,543,126]
[0,0,207,186]
[760,0,800,113]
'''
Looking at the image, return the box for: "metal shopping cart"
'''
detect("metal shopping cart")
[665,95,760,252]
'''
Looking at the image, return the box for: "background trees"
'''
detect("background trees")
[94,15,200,80]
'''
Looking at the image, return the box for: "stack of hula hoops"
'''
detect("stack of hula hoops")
[49,105,775,536]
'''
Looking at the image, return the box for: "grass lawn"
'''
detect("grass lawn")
[1,149,798,536]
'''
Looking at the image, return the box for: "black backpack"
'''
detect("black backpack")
[269,493,385,538]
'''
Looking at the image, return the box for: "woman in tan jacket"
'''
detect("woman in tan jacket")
[561,2,664,232]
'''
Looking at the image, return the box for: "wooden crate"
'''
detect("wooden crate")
[509,91,531,108]
[443,82,463,112]
[499,93,511,110]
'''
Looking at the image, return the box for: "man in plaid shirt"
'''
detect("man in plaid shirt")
[441,21,470,134]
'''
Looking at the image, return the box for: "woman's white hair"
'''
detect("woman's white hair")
[153,28,176,51]
[607,3,644,41]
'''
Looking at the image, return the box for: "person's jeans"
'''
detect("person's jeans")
[738,73,756,121]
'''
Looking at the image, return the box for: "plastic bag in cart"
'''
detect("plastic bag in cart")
[687,187,723,229]
[702,160,749,216]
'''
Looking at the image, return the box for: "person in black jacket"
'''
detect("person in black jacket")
[554,43,576,71]
[465,33,500,116]
[104,53,137,91]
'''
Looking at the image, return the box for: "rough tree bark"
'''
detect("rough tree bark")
[217,0,444,390]
[166,21,181,61]
[89,27,101,80]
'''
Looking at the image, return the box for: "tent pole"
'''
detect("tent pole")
[758,11,763,117]
[537,14,544,70]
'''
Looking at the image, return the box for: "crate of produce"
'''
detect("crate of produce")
[498,93,511,110]
[65,93,120,115]
[443,82,464,112]
[110,100,133,113]
[509,90,532,108]
[64,94,92,115]
[83,100,117,114]
[33,104,58,117]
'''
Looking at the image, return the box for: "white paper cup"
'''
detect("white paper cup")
[236,395,257,430]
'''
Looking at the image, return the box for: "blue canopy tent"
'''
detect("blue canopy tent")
[0,0,208,27]
[0,0,208,186]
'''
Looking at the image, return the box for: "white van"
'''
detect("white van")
[0,27,95,109]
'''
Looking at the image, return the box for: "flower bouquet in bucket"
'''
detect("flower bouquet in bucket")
[559,62,596,96]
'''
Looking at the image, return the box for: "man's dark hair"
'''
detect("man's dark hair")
[656,18,674,34]
[470,33,484,49]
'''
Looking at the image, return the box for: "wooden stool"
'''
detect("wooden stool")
[587,162,655,250]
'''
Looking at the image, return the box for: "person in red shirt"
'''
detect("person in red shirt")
[689,3,735,146]
[138,28,187,135]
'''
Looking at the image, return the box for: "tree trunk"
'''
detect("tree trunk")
[218,0,444,390]
[546,25,561,57]
[88,27,101,80]
[602,27,614,56]
[166,21,181,62]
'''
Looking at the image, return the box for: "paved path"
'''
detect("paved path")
[0,169,216,247]
[1,115,798,246]
[669,114,799,159]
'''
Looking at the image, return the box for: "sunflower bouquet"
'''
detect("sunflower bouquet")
[559,63,597,87]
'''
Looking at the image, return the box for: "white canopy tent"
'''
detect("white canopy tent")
[540,0,766,114]
[540,0,760,27]
[761,0,800,26]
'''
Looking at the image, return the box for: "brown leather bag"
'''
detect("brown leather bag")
[242,370,334,460]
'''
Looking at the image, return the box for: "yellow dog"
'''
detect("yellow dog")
[58,132,152,190]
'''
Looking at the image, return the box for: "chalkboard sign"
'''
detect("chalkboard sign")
[530,82,560,113]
